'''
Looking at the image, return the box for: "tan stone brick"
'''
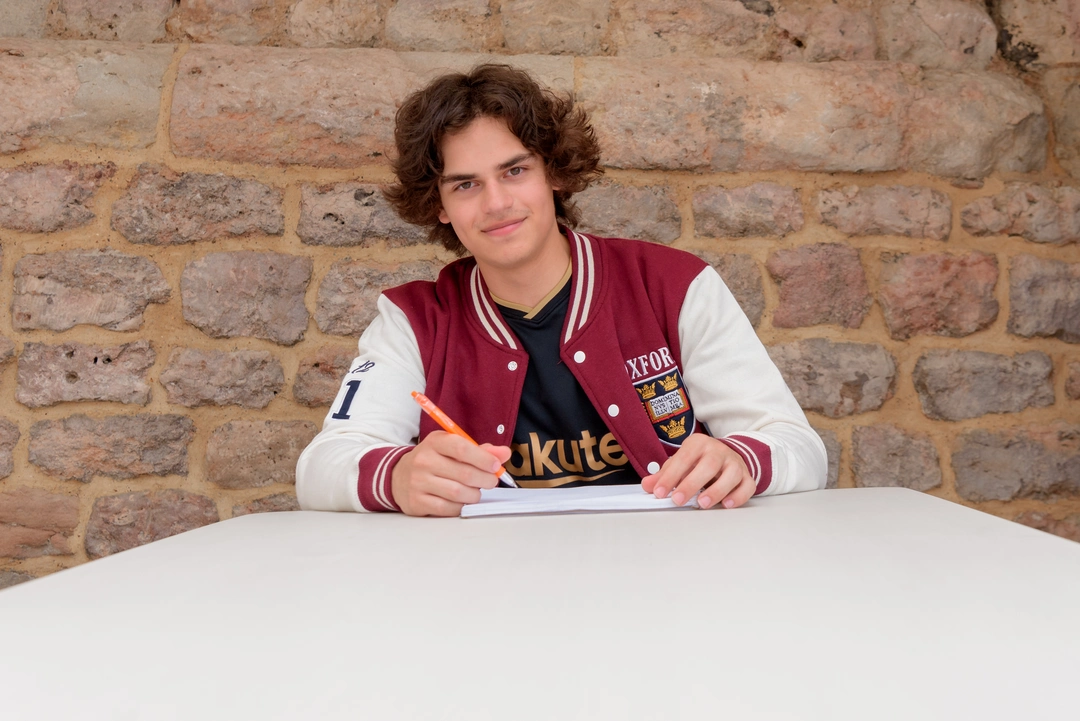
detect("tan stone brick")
[29,414,194,482]
[0,487,78,559]
[85,489,219,559]
[0,334,13,366]
[385,0,499,52]
[286,0,384,47]
[12,250,170,332]
[1067,362,1080,401]
[172,0,277,44]
[1015,511,1080,543]
[398,53,574,95]
[611,0,774,59]
[767,338,896,418]
[502,0,609,55]
[0,39,172,153]
[574,182,681,244]
[693,183,803,238]
[853,424,942,492]
[996,0,1080,67]
[961,183,1080,245]
[953,423,1080,502]
[206,420,318,489]
[1009,255,1080,343]
[694,251,765,328]
[232,492,301,516]
[1043,69,1080,180]
[316,260,440,336]
[298,182,426,247]
[293,345,355,407]
[0,0,49,37]
[814,427,840,489]
[0,418,18,479]
[766,243,871,329]
[914,350,1054,421]
[0,162,116,233]
[816,185,952,240]
[879,252,999,340]
[0,570,35,589]
[775,4,876,62]
[880,0,997,71]
[49,0,173,42]
[159,348,285,409]
[16,340,155,408]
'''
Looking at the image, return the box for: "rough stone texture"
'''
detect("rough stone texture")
[1044,69,1080,179]
[852,424,942,492]
[0,418,18,479]
[171,45,415,167]
[397,52,573,94]
[297,182,426,247]
[0,39,172,153]
[996,0,1080,67]
[1014,512,1080,544]
[1008,255,1080,343]
[0,0,49,37]
[953,423,1080,502]
[112,165,285,246]
[85,490,219,559]
[286,0,383,47]
[12,250,170,332]
[16,340,155,408]
[294,345,356,407]
[206,420,318,489]
[232,492,301,517]
[1067,362,1080,401]
[159,349,285,409]
[171,0,277,44]
[578,58,1046,177]
[774,5,877,62]
[961,183,1080,245]
[0,334,13,366]
[880,0,997,71]
[693,183,804,238]
[0,571,35,590]
[766,243,871,329]
[611,0,775,59]
[180,252,312,346]
[0,162,116,233]
[695,251,765,328]
[29,414,195,482]
[49,0,172,42]
[767,339,897,418]
[879,252,999,340]
[815,427,840,490]
[502,0,608,55]
[574,182,681,244]
[913,350,1055,421]
[386,0,499,52]
[0,488,78,559]
[816,185,952,240]
[316,260,441,336]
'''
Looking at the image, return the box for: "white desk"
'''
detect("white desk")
[1,488,1078,720]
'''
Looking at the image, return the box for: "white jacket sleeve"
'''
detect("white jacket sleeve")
[295,295,425,512]
[678,266,827,495]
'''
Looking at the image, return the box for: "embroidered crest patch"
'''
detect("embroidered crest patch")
[634,368,696,446]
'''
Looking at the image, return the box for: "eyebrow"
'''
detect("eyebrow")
[439,152,535,185]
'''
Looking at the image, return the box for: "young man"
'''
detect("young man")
[296,64,827,516]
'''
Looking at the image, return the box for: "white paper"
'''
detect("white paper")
[461,485,700,518]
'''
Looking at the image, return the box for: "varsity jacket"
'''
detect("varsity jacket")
[296,230,827,512]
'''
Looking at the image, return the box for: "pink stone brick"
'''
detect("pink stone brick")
[913,350,1054,421]
[297,183,426,247]
[879,252,999,340]
[232,493,300,517]
[0,334,13,366]
[159,348,285,409]
[816,185,952,240]
[0,487,78,559]
[286,0,384,47]
[953,423,1080,502]
[574,182,681,244]
[611,0,774,59]
[50,0,173,42]
[502,0,609,55]
[693,183,803,238]
[961,183,1080,245]
[0,418,18,479]
[85,489,219,559]
[0,162,116,233]
[1044,69,1080,180]
[1067,362,1080,401]
[767,339,896,418]
[172,0,277,44]
[0,1,49,37]
[16,340,155,408]
[294,345,356,407]
[385,0,499,52]
[694,251,765,328]
[206,420,318,489]
[766,243,871,329]
[1009,255,1080,343]
[0,39,172,153]
[316,260,441,336]
[775,5,877,62]
[1014,512,1080,544]
[880,0,997,71]
[0,571,35,590]
[853,424,942,492]
[815,428,840,489]
[997,0,1080,67]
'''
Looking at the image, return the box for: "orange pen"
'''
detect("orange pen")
[411,391,518,488]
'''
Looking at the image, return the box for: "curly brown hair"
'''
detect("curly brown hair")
[384,64,603,255]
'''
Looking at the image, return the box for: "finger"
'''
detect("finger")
[669,454,724,506]
[414,493,466,517]
[428,432,505,475]
[479,443,512,465]
[699,463,749,510]
[718,473,757,510]
[648,445,706,499]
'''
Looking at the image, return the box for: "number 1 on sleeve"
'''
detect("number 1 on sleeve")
[331,380,362,420]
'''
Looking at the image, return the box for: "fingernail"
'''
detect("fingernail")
[699,495,712,509]
[654,486,666,499]
[723,498,735,509]
[672,492,685,506]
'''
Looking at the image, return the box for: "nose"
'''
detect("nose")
[482,181,513,214]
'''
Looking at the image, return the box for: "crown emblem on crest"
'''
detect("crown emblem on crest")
[660,417,686,439]
[637,382,657,400]
[660,375,679,392]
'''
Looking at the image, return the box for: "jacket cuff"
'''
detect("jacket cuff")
[357,446,410,512]
[719,435,773,495]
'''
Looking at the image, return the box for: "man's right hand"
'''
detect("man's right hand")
[390,431,512,516]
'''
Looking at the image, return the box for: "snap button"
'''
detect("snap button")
[497,424,505,434]
[607,404,619,417]
[507,361,518,371]
[647,461,660,474]
[573,351,585,363]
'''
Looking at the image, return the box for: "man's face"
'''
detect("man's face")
[437,116,563,275]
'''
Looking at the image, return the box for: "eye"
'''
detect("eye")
[507,166,524,177]
[454,180,476,191]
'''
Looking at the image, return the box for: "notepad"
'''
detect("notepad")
[460,485,700,518]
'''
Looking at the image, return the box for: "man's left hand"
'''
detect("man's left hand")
[641,434,755,510]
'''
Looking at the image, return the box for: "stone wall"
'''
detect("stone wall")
[1,0,1078,587]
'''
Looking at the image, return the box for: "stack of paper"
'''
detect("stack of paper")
[461,485,700,518]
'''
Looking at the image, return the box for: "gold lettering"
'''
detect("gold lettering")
[556,440,584,473]
[579,430,605,471]
[599,433,628,466]
[505,443,531,476]
[529,433,561,475]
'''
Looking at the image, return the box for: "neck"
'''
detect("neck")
[476,228,572,308]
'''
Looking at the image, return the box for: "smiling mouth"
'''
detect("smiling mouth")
[482,218,525,234]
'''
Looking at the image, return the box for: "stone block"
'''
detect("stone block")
[29,414,194,482]
[913,350,1054,421]
[0,0,49,37]
[694,251,765,328]
[12,250,170,332]
[502,0,609,55]
[171,45,415,168]
[0,39,172,153]
[880,0,997,71]
[816,185,952,240]
[385,0,499,52]
[16,340,154,408]
[297,182,426,247]
[693,183,803,238]
[953,423,1080,502]
[111,165,284,245]
[1067,361,1080,400]
[171,0,277,44]
[49,0,172,42]
[774,5,877,62]
[1009,255,1080,343]
[766,243,871,329]
[206,420,318,489]
[0,334,13,365]
[232,492,301,517]
[294,345,356,407]
[996,0,1080,67]
[0,162,116,233]
[181,252,311,346]
[287,0,383,47]
[0,418,19,479]
[1044,69,1080,179]
[1014,512,1080,544]
[961,183,1080,245]
[86,489,219,559]
[814,427,840,490]
[316,260,441,336]
[397,53,574,95]
[574,182,681,244]
[159,348,284,409]
[0,571,35,590]
[879,252,999,340]
[767,339,896,418]
[610,0,774,59]
[852,424,942,492]
[0,487,78,559]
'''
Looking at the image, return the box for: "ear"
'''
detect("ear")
[437,208,450,224]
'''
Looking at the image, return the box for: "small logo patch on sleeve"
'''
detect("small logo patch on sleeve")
[633,368,695,446]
